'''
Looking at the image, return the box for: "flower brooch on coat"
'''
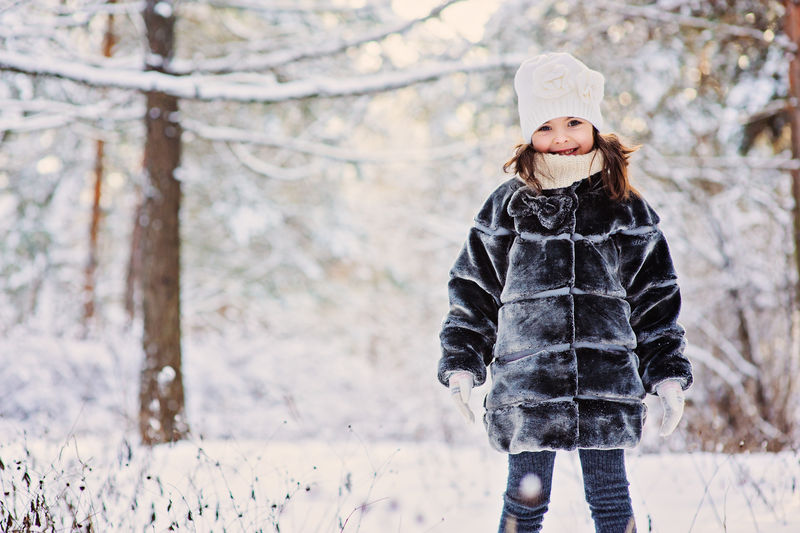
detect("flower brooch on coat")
[508,188,575,231]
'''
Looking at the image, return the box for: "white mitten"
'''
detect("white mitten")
[656,379,685,436]
[448,371,475,424]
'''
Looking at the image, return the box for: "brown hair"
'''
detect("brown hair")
[502,129,639,201]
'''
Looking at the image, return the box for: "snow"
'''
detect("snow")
[1,330,799,531]
[1,1,799,530]
[153,1,174,19]
[157,365,176,389]
[1,435,798,531]
[519,473,542,499]
[145,53,165,68]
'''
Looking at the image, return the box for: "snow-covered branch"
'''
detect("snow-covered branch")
[171,0,466,74]
[691,315,759,379]
[683,344,744,390]
[47,0,144,17]
[742,99,789,125]
[0,0,32,16]
[684,343,788,441]
[0,112,84,132]
[0,97,140,132]
[0,97,138,117]
[0,49,525,102]
[598,1,790,49]
[183,119,502,163]
[0,1,141,31]
[191,0,380,14]
[645,154,800,171]
[226,143,316,181]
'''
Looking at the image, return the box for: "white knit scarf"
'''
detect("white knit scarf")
[534,149,605,190]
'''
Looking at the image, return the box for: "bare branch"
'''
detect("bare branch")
[0,49,525,102]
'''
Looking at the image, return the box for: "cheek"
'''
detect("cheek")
[531,137,549,151]
[578,132,594,152]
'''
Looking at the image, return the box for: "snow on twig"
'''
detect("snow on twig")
[0,50,525,103]
[171,0,467,74]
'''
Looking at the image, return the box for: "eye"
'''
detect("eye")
[536,124,551,132]
[567,119,583,127]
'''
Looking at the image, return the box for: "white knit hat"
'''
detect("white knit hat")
[514,52,605,142]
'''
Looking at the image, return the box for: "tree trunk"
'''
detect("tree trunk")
[82,1,117,332]
[783,0,800,450]
[83,139,104,329]
[124,194,143,322]
[139,0,188,444]
[785,1,800,299]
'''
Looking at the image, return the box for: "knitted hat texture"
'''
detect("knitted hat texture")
[514,52,605,142]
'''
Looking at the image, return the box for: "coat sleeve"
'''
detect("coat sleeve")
[616,222,693,394]
[438,219,514,388]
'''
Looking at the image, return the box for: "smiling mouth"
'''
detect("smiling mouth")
[552,148,579,155]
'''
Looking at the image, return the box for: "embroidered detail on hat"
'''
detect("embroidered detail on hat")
[576,69,604,105]
[532,63,573,99]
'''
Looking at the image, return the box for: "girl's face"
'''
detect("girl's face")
[531,116,594,155]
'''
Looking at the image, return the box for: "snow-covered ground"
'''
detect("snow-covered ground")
[2,329,799,531]
[2,437,798,532]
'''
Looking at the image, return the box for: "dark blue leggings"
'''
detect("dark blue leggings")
[498,449,636,533]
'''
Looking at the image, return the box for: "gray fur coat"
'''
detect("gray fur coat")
[438,175,692,453]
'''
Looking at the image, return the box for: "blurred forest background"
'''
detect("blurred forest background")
[1,0,798,454]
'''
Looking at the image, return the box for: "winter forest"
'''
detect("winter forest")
[1,0,799,531]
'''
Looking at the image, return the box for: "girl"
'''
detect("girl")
[437,53,692,533]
